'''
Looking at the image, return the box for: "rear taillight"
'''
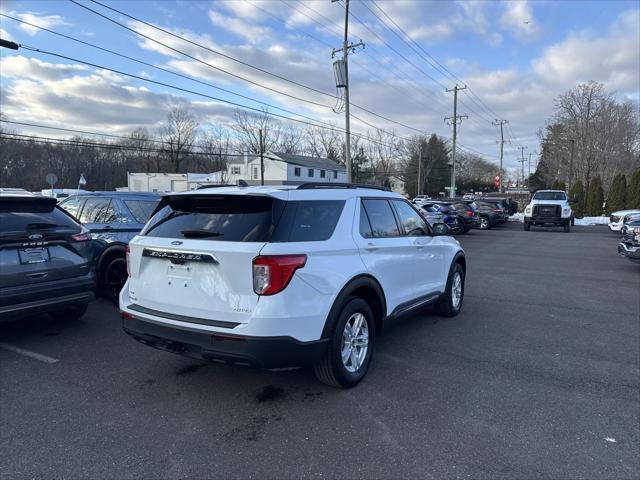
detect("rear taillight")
[126,246,131,277]
[252,255,307,296]
[492,208,501,213]
[71,226,91,242]
[467,211,473,216]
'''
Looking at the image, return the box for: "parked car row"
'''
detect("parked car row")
[610,209,640,264]
[412,197,513,234]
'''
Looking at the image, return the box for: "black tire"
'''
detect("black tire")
[314,297,375,389]
[50,303,88,322]
[104,256,127,305]
[570,217,575,226]
[524,221,530,231]
[479,216,490,230]
[435,263,465,317]
[564,223,570,233]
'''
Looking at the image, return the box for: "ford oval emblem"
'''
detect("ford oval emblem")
[28,234,44,241]
[171,240,183,246]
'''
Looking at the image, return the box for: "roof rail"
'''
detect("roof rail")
[296,182,390,192]
[196,184,236,190]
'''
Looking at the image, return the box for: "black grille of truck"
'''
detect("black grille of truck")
[533,205,560,217]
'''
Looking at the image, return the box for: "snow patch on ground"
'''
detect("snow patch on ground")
[508,213,609,226]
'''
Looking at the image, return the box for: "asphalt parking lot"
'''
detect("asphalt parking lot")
[1,222,639,479]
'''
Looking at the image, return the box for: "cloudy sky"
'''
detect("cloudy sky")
[1,0,638,173]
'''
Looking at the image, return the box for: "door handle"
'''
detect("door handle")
[415,243,426,249]
[103,225,113,230]
[365,242,378,251]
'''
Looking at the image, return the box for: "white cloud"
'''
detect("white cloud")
[218,0,263,21]
[1,55,87,81]
[208,10,272,44]
[13,11,70,36]
[500,1,538,40]
[532,9,640,92]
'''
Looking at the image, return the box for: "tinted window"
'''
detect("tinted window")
[124,200,160,223]
[80,197,117,224]
[392,200,429,236]
[0,206,79,234]
[144,195,278,242]
[272,200,344,242]
[361,199,399,238]
[533,191,566,201]
[359,204,373,238]
[59,197,84,219]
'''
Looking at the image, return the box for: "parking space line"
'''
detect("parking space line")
[0,342,59,364]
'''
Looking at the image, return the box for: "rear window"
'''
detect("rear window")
[0,205,79,234]
[144,195,278,242]
[143,195,344,243]
[124,199,160,223]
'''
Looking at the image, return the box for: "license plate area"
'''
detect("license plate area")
[167,264,193,288]
[19,247,50,264]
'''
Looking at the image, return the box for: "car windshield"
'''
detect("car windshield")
[533,191,566,201]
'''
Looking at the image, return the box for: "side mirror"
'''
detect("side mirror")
[432,223,450,236]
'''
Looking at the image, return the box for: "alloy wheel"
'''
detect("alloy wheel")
[341,312,369,373]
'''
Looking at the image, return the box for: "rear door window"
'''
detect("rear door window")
[361,199,400,238]
[271,200,345,242]
[79,198,117,224]
[124,199,160,223]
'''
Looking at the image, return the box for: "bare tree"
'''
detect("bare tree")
[305,124,343,162]
[199,125,233,182]
[159,106,199,173]
[233,109,281,154]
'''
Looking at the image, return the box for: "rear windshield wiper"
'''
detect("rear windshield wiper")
[180,229,224,238]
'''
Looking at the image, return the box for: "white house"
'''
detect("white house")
[201,152,348,186]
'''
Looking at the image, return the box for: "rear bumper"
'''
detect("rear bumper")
[618,242,640,262]
[0,273,96,321]
[122,316,328,369]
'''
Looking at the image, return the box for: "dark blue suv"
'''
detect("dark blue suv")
[59,192,161,303]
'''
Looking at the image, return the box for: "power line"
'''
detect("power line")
[0,131,247,157]
[71,0,333,109]
[65,2,430,139]
[268,0,444,121]
[363,0,499,127]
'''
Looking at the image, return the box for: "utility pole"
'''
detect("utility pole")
[417,144,422,196]
[518,146,527,188]
[331,0,364,183]
[259,128,264,186]
[568,139,575,192]
[445,84,467,198]
[528,151,532,191]
[492,120,508,193]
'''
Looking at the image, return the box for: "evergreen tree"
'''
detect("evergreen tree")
[423,134,450,195]
[585,176,604,216]
[551,180,566,191]
[568,180,585,218]
[627,169,640,209]
[606,174,627,213]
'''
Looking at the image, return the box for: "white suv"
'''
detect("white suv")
[120,184,466,388]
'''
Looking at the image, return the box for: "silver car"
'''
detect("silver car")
[418,204,444,226]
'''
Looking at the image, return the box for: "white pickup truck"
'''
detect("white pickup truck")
[524,190,573,233]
